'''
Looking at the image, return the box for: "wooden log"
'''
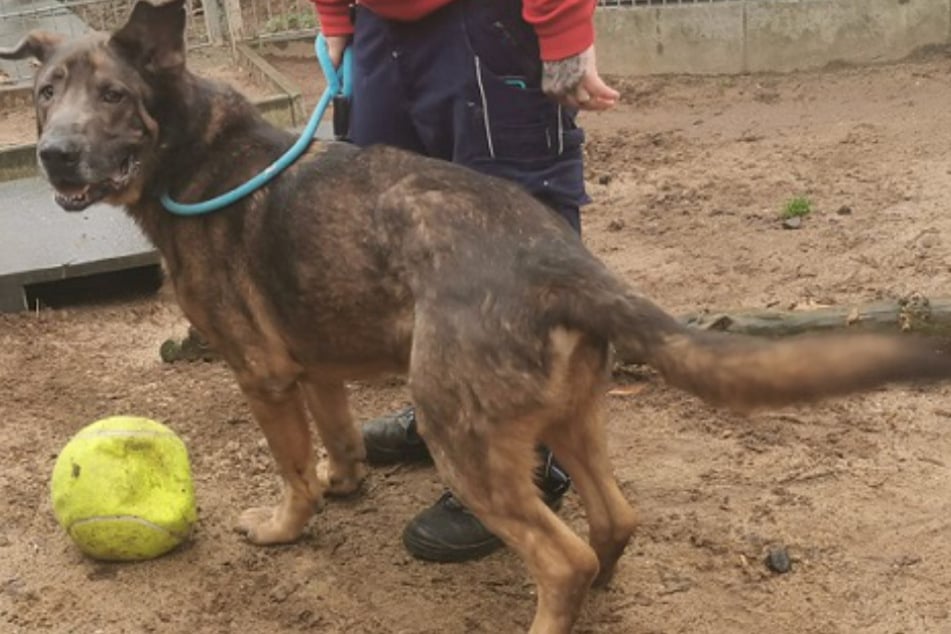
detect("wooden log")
[611,294,951,375]
[678,294,951,338]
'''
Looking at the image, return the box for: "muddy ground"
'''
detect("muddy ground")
[3,43,951,634]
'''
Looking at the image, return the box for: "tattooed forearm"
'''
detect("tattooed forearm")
[541,45,618,111]
[541,52,586,100]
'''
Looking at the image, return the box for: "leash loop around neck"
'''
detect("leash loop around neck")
[160,35,352,216]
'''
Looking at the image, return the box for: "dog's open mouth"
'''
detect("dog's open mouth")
[55,183,110,211]
[52,154,140,212]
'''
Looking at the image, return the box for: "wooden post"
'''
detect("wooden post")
[223,0,245,43]
[201,0,224,44]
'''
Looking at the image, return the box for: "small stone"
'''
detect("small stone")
[765,547,792,574]
[782,216,802,230]
[607,219,625,232]
[836,205,852,215]
[159,339,182,363]
[598,173,614,186]
[86,565,119,582]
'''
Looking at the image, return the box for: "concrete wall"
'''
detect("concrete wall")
[595,0,951,76]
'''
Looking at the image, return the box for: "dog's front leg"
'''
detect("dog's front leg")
[300,379,367,497]
[236,380,324,544]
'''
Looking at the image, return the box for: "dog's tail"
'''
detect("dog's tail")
[542,258,951,410]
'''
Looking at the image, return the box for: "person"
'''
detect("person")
[310,0,619,563]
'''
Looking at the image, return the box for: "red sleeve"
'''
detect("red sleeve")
[311,0,354,36]
[522,0,596,62]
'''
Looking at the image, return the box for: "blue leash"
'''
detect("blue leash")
[160,35,352,216]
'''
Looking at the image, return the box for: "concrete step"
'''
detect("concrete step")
[0,177,156,312]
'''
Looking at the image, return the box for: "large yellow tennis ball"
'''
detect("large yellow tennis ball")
[50,416,197,561]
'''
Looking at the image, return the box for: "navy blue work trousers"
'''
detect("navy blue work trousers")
[348,0,589,234]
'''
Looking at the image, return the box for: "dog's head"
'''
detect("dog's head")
[0,0,187,211]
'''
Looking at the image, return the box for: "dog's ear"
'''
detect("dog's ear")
[0,31,65,62]
[109,0,187,74]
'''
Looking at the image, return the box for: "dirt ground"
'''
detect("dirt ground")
[4,44,951,634]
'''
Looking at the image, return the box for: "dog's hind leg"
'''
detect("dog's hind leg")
[541,334,639,587]
[418,407,599,634]
[541,401,638,587]
[299,378,367,497]
[235,377,324,544]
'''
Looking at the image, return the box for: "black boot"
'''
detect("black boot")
[361,405,432,465]
[402,444,571,563]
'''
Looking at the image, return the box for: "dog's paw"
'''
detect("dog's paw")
[316,459,367,497]
[236,506,308,545]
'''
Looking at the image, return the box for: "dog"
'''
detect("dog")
[4,2,951,631]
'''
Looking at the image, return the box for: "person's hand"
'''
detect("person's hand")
[325,35,350,69]
[542,45,619,111]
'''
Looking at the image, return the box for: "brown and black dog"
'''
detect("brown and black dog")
[4,1,951,631]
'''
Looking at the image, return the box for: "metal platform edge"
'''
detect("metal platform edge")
[0,250,160,312]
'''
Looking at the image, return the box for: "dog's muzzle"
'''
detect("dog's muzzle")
[38,136,141,212]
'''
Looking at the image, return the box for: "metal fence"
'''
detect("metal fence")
[72,0,211,44]
[1,0,86,84]
[598,0,740,5]
[1,0,749,86]
[0,0,210,85]
[233,0,743,43]
[234,0,315,43]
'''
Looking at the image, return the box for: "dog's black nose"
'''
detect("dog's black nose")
[38,139,85,183]
[38,140,82,175]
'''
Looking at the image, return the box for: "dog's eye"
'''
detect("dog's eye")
[38,85,54,101]
[102,88,125,104]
